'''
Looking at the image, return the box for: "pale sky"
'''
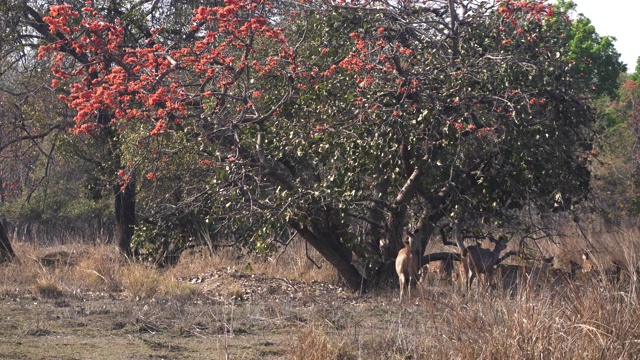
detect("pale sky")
[571,0,640,72]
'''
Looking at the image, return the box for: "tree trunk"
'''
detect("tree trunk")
[384,165,426,260]
[114,177,135,258]
[364,178,389,256]
[0,219,16,263]
[290,221,366,292]
[448,0,460,60]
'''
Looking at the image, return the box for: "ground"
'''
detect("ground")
[0,250,369,359]
[0,233,639,359]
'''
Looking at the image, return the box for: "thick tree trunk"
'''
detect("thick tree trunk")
[0,220,16,263]
[290,221,366,292]
[384,165,426,260]
[114,177,135,258]
[364,178,389,256]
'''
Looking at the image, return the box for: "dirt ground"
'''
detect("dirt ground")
[0,266,374,359]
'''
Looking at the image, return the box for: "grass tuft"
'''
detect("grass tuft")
[290,325,357,360]
[33,278,64,298]
[121,264,161,299]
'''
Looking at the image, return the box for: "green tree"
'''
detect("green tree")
[555,0,626,97]
[603,78,640,216]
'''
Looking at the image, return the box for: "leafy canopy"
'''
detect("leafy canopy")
[37,0,621,285]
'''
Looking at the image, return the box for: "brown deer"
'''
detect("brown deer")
[395,235,420,300]
[419,259,454,282]
[451,260,465,284]
[461,236,507,290]
[581,252,621,284]
[581,252,597,273]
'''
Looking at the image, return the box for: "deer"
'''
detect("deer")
[581,252,621,284]
[395,234,420,301]
[460,235,507,290]
[581,252,597,273]
[453,260,466,284]
[419,258,454,282]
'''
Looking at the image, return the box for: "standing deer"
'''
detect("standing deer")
[395,235,420,300]
[461,235,507,290]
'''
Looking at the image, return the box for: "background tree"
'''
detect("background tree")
[0,1,74,261]
[19,0,223,256]
[600,73,640,217]
[554,0,626,98]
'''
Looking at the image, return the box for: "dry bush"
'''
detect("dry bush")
[121,263,162,299]
[251,239,338,283]
[170,238,338,284]
[71,244,126,292]
[0,242,70,298]
[290,325,357,360]
[158,276,200,301]
[0,242,205,301]
[33,277,64,298]
[168,246,239,279]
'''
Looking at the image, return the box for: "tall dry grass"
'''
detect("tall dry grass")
[0,237,337,301]
[288,227,640,359]
[169,238,338,283]
[290,277,640,359]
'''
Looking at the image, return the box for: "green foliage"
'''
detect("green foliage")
[0,182,111,226]
[630,58,640,82]
[556,0,627,97]
[596,77,640,218]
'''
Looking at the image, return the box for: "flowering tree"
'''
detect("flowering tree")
[34,0,616,289]
[33,0,302,261]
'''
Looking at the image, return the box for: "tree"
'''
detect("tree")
[605,77,640,215]
[271,0,600,286]
[39,0,603,290]
[21,0,216,256]
[555,0,626,98]
[0,1,78,261]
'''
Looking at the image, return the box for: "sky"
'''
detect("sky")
[570,0,640,72]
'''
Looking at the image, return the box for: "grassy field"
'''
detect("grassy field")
[1,228,640,359]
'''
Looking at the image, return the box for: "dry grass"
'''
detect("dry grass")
[281,227,640,359]
[291,325,357,360]
[0,237,338,303]
[1,228,640,359]
[166,238,337,283]
[286,279,640,359]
